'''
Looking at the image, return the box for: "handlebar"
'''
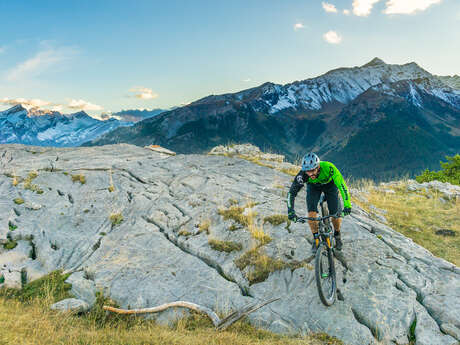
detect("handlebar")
[296,213,342,223]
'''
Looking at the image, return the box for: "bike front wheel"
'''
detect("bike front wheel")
[314,243,337,306]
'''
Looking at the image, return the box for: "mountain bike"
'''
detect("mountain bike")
[297,194,342,306]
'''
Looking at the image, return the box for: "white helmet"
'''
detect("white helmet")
[301,153,320,171]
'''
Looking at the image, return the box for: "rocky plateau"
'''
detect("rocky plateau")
[0,143,459,345]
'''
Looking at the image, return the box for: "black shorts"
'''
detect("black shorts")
[306,181,341,215]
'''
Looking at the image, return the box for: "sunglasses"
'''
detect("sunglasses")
[305,167,319,174]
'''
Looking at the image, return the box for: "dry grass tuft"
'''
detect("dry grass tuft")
[208,239,242,252]
[13,197,24,205]
[109,213,124,226]
[279,167,299,176]
[219,202,272,245]
[0,271,343,345]
[234,247,311,285]
[0,298,342,345]
[263,214,288,226]
[2,239,18,250]
[71,174,86,184]
[218,204,254,228]
[178,229,192,236]
[12,175,20,186]
[250,225,272,245]
[23,171,44,194]
[198,219,211,234]
[108,168,115,192]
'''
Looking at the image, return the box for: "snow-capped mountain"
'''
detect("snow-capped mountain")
[0,105,133,147]
[192,57,459,114]
[85,57,460,180]
[371,77,460,109]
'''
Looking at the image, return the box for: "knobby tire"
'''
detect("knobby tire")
[314,243,337,306]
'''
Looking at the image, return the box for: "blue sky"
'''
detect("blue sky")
[0,0,459,118]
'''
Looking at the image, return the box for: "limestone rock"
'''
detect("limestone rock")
[24,202,42,210]
[208,143,285,162]
[50,298,90,313]
[144,145,176,156]
[414,302,457,345]
[440,323,460,341]
[65,271,97,306]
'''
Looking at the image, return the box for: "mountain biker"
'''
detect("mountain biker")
[286,153,351,253]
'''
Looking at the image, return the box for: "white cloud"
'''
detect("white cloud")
[343,9,351,15]
[0,97,51,110]
[129,87,159,100]
[383,0,442,14]
[243,78,252,82]
[68,99,103,111]
[352,0,381,16]
[293,23,305,31]
[322,2,338,13]
[323,30,342,44]
[6,46,77,82]
[50,105,63,112]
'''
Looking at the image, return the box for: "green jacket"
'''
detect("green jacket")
[287,161,351,209]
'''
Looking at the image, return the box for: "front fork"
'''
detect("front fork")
[322,230,334,249]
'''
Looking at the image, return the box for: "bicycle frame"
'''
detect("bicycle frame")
[297,213,341,249]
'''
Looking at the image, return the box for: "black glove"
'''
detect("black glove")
[343,207,352,216]
[288,209,298,222]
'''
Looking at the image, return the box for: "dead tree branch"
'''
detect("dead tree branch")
[103,297,280,331]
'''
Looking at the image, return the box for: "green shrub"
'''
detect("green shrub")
[416,154,460,186]
[0,270,71,302]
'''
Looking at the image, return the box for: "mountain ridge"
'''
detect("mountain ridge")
[0,106,133,147]
[85,58,460,180]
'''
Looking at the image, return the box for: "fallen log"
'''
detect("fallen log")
[103,297,280,331]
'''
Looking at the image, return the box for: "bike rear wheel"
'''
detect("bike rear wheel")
[314,243,337,306]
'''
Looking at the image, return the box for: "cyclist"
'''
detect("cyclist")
[287,153,351,253]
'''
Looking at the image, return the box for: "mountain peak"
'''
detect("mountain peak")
[0,104,28,116]
[9,104,28,112]
[68,111,92,119]
[362,57,386,67]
